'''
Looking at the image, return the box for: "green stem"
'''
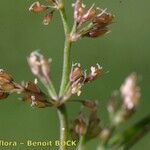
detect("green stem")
[57,105,69,150]
[59,6,72,97]
[77,135,86,150]
[59,6,69,37]
[57,2,71,150]
[59,39,72,96]
[71,21,77,36]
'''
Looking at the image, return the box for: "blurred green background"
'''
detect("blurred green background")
[0,0,149,149]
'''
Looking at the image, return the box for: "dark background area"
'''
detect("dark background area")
[0,0,149,149]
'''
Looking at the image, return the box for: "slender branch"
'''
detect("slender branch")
[45,80,58,100]
[70,20,77,36]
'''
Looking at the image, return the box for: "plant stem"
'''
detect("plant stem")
[77,135,86,150]
[71,21,77,36]
[59,39,72,96]
[57,105,69,150]
[57,2,71,150]
[59,5,72,97]
[59,5,69,37]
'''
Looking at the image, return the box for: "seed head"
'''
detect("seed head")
[107,95,117,114]
[0,92,9,100]
[27,51,52,84]
[86,111,101,139]
[73,0,85,24]
[84,63,103,83]
[0,69,23,93]
[74,115,87,136]
[82,100,98,112]
[43,11,54,25]
[70,63,84,82]
[69,63,103,96]
[87,27,110,38]
[29,1,48,13]
[81,4,96,23]
[120,73,140,110]
[0,69,13,83]
[93,9,114,25]
[72,1,114,39]
[23,81,52,108]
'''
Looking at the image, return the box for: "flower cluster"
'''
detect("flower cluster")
[107,73,141,126]
[0,69,23,96]
[68,63,103,97]
[121,73,140,110]
[0,68,53,108]
[71,0,114,41]
[71,100,101,140]
[27,51,52,85]
[29,1,55,25]
[22,81,52,108]
[29,0,114,41]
